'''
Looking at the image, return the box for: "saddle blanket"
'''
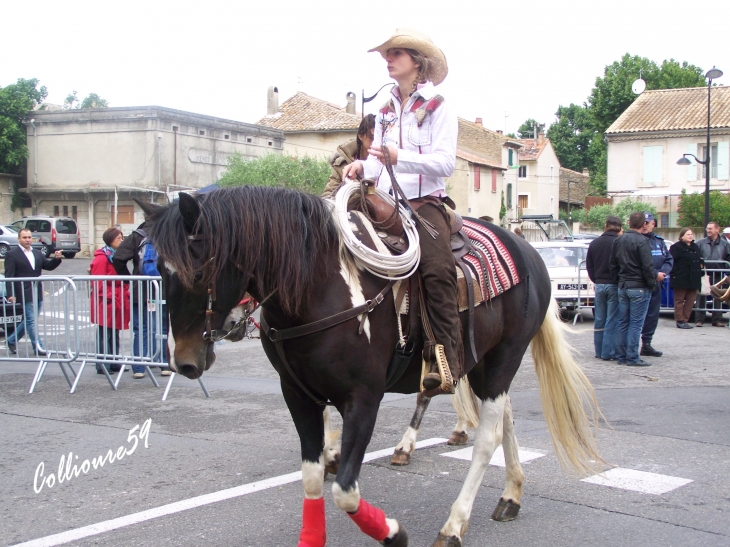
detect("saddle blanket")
[345,211,521,313]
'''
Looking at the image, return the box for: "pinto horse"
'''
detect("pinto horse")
[139,187,602,547]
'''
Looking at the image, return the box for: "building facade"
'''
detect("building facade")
[23,106,284,253]
[514,135,561,219]
[606,87,730,227]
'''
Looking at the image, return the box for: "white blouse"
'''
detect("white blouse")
[362,82,457,200]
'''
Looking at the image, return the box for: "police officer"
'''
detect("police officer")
[640,212,673,357]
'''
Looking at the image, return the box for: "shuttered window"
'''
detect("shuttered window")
[506,183,513,208]
[474,165,480,190]
[642,145,663,185]
[491,169,497,192]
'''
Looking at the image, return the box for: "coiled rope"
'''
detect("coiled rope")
[334,181,420,280]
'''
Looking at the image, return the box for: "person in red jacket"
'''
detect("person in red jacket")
[90,227,130,374]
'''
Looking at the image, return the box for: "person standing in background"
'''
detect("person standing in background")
[669,228,704,329]
[695,221,730,327]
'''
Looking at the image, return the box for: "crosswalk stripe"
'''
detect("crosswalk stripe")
[440,445,546,467]
[581,467,693,495]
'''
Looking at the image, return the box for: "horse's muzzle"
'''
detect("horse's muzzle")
[173,343,216,379]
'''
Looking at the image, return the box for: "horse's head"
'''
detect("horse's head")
[136,193,248,379]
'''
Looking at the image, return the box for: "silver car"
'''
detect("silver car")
[0,225,44,258]
[10,216,80,258]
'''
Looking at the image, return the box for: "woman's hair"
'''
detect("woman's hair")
[355,114,376,159]
[678,227,693,241]
[406,48,433,87]
[103,227,122,246]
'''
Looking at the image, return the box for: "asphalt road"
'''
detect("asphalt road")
[1,268,729,547]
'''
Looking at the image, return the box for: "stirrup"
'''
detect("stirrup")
[421,343,455,395]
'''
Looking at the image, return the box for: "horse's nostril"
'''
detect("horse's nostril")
[178,364,201,379]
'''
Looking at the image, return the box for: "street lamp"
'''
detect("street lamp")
[361,83,395,119]
[677,66,723,233]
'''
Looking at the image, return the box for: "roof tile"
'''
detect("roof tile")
[255,92,361,132]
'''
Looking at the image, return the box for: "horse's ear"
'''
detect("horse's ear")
[178,192,200,234]
[133,198,162,218]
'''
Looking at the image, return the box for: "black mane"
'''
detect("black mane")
[148,186,339,315]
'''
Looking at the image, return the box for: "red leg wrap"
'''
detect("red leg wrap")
[298,497,326,547]
[347,499,390,541]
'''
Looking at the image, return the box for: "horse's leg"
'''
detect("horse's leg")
[432,393,507,547]
[491,395,524,521]
[281,386,327,547]
[323,406,341,475]
[391,391,431,465]
[333,395,408,546]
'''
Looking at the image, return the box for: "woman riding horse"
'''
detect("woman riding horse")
[342,28,460,395]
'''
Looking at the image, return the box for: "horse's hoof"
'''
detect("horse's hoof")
[391,449,411,466]
[431,533,461,547]
[324,461,339,475]
[491,497,521,521]
[382,527,409,547]
[447,430,468,445]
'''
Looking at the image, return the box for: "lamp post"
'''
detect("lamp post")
[361,83,395,119]
[677,66,723,233]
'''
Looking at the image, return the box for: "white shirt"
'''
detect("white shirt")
[362,82,457,200]
[22,246,36,270]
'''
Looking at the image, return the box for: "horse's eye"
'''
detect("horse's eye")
[194,271,203,282]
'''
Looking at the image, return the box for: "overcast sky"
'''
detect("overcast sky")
[2,0,728,136]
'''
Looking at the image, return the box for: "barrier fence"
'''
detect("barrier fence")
[571,259,730,324]
[0,275,209,400]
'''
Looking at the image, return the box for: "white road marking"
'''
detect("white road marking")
[14,438,448,547]
[581,467,693,495]
[440,445,546,467]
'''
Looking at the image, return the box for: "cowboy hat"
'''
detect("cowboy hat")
[368,28,448,86]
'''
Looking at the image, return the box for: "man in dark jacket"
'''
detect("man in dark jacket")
[4,228,62,355]
[586,215,622,361]
[113,222,170,378]
[610,212,656,367]
[639,213,673,357]
[696,221,730,327]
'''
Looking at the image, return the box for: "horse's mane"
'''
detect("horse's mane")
[147,186,340,315]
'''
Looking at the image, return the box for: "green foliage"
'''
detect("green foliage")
[559,208,585,224]
[547,54,706,197]
[516,118,543,139]
[499,190,506,222]
[64,90,109,109]
[583,198,657,230]
[677,189,730,227]
[218,153,330,195]
[0,78,48,175]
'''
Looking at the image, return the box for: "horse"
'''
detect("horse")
[138,186,602,547]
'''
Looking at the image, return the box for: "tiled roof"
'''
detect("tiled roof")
[606,86,730,134]
[457,118,510,168]
[559,167,588,205]
[255,92,361,132]
[516,138,548,161]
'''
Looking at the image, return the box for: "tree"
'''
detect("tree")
[516,118,543,140]
[583,198,657,230]
[677,189,730,227]
[546,104,593,173]
[218,153,330,195]
[0,78,48,175]
[64,90,109,109]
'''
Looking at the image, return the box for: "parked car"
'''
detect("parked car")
[0,226,45,258]
[0,273,24,336]
[532,240,594,311]
[10,215,80,258]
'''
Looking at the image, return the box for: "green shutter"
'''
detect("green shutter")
[508,149,513,167]
[507,183,513,208]
[717,141,729,181]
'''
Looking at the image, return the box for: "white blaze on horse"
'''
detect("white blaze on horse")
[138,187,603,547]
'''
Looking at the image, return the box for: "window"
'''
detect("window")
[518,194,529,212]
[660,213,669,228]
[642,145,663,185]
[55,219,77,234]
[199,130,205,136]
[268,141,273,146]
[172,125,179,132]
[699,144,719,179]
[63,205,68,217]
[224,134,230,140]
[506,183,513,208]
[474,165,481,190]
[246,137,252,143]
[38,220,51,232]
[518,165,527,179]
[111,205,134,224]
[72,206,78,221]
[491,169,497,192]
[53,206,59,216]
[508,149,514,167]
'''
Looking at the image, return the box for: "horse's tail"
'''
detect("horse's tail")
[452,375,480,430]
[531,298,605,475]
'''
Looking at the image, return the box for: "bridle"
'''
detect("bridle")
[185,233,269,344]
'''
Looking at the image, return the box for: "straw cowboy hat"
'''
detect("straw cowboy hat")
[369,28,448,86]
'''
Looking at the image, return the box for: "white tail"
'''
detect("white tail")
[451,376,480,430]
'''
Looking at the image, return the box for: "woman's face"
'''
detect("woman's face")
[682,230,694,244]
[110,233,124,250]
[359,128,375,159]
[385,48,419,83]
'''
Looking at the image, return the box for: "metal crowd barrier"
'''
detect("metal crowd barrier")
[0,275,209,400]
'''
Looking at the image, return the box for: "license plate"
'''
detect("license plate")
[557,283,587,290]
[0,315,23,324]
[61,241,73,246]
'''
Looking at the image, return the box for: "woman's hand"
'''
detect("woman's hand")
[368,144,398,165]
[342,160,363,181]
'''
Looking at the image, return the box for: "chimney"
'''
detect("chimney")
[496,130,503,135]
[582,168,590,177]
[345,92,356,115]
[475,117,483,126]
[267,86,279,115]
[537,129,545,145]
